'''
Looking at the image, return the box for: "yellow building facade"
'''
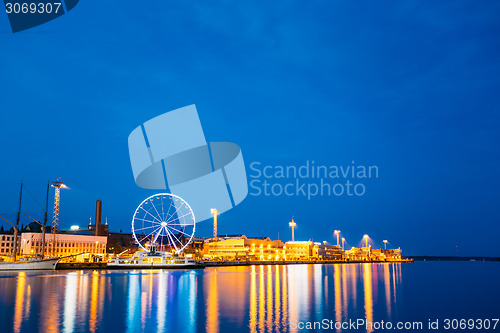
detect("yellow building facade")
[205,235,284,260]
[312,243,344,260]
[20,232,107,257]
[284,241,313,260]
[0,234,17,256]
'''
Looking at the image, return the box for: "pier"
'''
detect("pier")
[54,258,413,270]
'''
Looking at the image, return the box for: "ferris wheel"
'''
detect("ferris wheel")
[131,193,196,253]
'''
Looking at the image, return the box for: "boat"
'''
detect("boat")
[107,245,198,269]
[0,181,59,271]
[0,257,60,270]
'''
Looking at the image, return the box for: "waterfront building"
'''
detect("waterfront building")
[0,234,18,256]
[204,235,284,260]
[312,243,344,260]
[369,248,387,261]
[345,247,404,261]
[19,232,107,258]
[383,248,402,261]
[107,231,138,254]
[284,241,313,260]
[184,237,205,259]
[87,221,109,237]
[345,246,371,261]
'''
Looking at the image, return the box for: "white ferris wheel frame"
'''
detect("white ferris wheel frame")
[131,193,196,253]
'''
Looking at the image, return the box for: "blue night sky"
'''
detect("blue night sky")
[0,1,499,256]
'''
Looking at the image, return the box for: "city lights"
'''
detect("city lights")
[334,230,340,247]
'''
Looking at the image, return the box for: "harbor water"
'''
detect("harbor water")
[0,262,498,332]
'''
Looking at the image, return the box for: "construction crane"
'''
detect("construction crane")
[51,180,68,256]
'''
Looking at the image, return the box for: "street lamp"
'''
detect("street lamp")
[341,237,345,251]
[363,234,369,248]
[289,217,296,241]
[383,240,388,250]
[334,230,340,247]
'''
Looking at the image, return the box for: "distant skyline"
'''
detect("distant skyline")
[1,1,499,256]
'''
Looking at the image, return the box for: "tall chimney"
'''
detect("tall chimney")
[95,200,102,236]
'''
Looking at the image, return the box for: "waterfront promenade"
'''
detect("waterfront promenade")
[56,257,413,270]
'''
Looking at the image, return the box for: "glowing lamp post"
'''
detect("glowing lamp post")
[210,208,218,241]
[289,217,296,241]
[51,180,69,257]
[383,240,388,250]
[334,230,340,247]
[341,237,345,251]
[363,234,369,248]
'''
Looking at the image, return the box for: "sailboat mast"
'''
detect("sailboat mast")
[13,181,23,261]
[41,181,49,259]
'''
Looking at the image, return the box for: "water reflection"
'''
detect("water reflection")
[205,268,219,333]
[363,264,374,333]
[13,272,25,333]
[384,264,391,317]
[126,272,140,333]
[3,263,403,333]
[89,271,99,332]
[201,263,403,332]
[334,265,341,325]
[62,272,77,333]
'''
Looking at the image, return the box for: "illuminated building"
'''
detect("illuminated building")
[369,249,387,261]
[106,231,138,254]
[284,241,313,260]
[345,246,371,261]
[20,232,107,258]
[311,243,343,260]
[346,247,403,261]
[204,235,284,260]
[183,237,205,259]
[383,248,402,261]
[0,234,18,256]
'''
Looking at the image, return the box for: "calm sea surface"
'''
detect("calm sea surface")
[0,262,498,332]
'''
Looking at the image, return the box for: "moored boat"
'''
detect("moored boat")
[0,181,60,271]
[0,257,60,270]
[108,245,197,269]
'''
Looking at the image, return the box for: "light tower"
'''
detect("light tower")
[51,180,68,256]
[211,208,218,241]
[334,230,340,247]
[363,234,369,248]
[289,217,296,241]
[383,240,388,250]
[341,237,345,250]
